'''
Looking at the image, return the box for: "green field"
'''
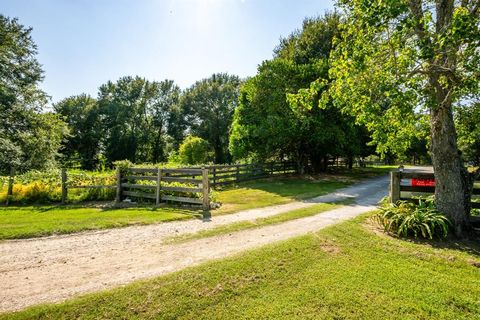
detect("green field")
[214,178,349,215]
[214,165,394,215]
[4,212,479,319]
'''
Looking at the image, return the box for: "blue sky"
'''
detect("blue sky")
[3,0,335,103]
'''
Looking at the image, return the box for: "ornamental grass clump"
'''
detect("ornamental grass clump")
[376,198,451,239]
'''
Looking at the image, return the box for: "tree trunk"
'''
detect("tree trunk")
[310,156,323,174]
[295,150,306,174]
[322,156,329,172]
[407,0,471,236]
[430,102,470,237]
[347,156,353,170]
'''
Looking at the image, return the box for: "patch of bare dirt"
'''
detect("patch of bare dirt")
[319,242,341,254]
[468,259,480,268]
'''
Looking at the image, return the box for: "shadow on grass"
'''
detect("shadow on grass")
[409,236,480,258]
[366,216,480,259]
[0,202,206,220]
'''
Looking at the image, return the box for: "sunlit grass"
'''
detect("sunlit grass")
[0,166,393,239]
[214,178,349,215]
[0,206,200,240]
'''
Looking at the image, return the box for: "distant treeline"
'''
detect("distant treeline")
[54,73,241,170]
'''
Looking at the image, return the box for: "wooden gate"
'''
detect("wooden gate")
[117,167,210,210]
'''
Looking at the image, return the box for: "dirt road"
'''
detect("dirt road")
[0,176,388,312]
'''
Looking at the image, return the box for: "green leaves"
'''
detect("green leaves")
[0,15,63,174]
[376,198,451,239]
[178,136,211,165]
[229,14,371,170]
[96,77,182,166]
[455,102,480,165]
[181,73,241,164]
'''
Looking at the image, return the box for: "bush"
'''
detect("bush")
[178,136,211,165]
[0,169,116,204]
[376,198,451,239]
[112,159,134,171]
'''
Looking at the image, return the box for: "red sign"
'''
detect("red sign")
[411,178,435,187]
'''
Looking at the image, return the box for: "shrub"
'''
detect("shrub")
[178,136,211,165]
[0,169,116,204]
[376,198,451,239]
[112,159,134,171]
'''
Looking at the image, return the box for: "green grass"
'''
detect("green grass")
[0,177,349,240]
[0,167,393,240]
[4,212,480,320]
[214,178,348,215]
[0,206,201,240]
[0,177,347,240]
[166,202,346,244]
[213,166,395,215]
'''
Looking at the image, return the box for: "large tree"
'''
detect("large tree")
[181,73,241,164]
[54,94,102,169]
[230,14,371,171]
[97,76,182,165]
[0,15,67,173]
[330,0,480,235]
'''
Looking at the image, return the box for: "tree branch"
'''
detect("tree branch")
[408,0,432,45]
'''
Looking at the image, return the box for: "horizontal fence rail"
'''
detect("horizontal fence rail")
[60,168,117,204]
[191,161,297,187]
[390,170,480,209]
[117,167,209,210]
[3,161,297,207]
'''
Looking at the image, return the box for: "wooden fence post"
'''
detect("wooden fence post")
[202,167,210,210]
[236,164,240,182]
[213,167,216,186]
[115,167,122,203]
[61,168,67,204]
[390,171,401,203]
[6,167,14,205]
[156,168,162,206]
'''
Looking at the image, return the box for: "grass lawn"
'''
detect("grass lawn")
[213,165,395,215]
[0,166,394,240]
[0,206,201,240]
[4,212,479,319]
[213,178,348,215]
[165,202,346,244]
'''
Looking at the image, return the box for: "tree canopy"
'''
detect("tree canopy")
[98,76,183,165]
[181,73,241,164]
[326,0,480,235]
[230,14,372,172]
[0,15,67,174]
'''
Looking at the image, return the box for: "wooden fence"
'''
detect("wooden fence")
[118,167,210,210]
[61,168,116,203]
[389,170,480,209]
[4,161,296,208]
[198,161,297,187]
